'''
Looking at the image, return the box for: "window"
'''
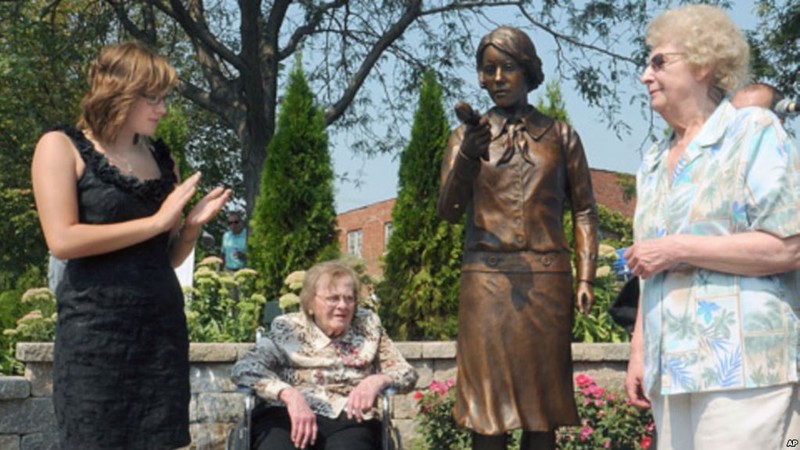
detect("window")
[347,229,363,257]
[384,222,393,248]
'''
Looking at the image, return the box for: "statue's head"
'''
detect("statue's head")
[476,26,544,92]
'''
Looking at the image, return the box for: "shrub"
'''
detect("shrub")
[184,256,266,342]
[412,375,654,450]
[557,374,654,450]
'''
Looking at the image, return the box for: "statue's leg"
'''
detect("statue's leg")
[471,432,508,450]
[519,430,556,450]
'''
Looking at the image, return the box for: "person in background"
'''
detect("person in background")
[231,260,418,450]
[31,41,231,449]
[222,211,247,271]
[437,25,598,450]
[731,82,786,123]
[624,5,800,449]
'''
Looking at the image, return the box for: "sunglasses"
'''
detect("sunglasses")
[645,52,686,71]
[228,220,240,225]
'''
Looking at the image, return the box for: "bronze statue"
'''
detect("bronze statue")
[437,26,598,450]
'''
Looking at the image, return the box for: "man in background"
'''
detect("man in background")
[221,212,247,271]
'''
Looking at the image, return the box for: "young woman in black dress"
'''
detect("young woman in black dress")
[31,41,231,449]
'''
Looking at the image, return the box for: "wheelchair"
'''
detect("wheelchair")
[226,328,398,450]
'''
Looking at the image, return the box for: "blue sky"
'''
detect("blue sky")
[330,2,776,213]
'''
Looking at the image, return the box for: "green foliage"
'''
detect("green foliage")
[0,189,47,290]
[377,71,463,340]
[572,253,630,343]
[0,266,52,374]
[748,0,799,99]
[536,80,571,123]
[248,61,339,297]
[411,376,654,450]
[184,257,266,342]
[558,374,654,449]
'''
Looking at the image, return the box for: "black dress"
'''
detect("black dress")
[52,126,191,449]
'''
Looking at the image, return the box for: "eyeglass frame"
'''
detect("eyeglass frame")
[645,52,687,71]
[140,93,169,106]
[316,293,357,306]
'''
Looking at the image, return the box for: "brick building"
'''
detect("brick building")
[335,168,635,277]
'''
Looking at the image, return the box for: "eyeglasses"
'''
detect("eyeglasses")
[645,52,686,71]
[316,294,356,306]
[141,93,168,106]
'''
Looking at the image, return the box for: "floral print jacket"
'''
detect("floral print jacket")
[231,308,418,419]
[635,100,800,396]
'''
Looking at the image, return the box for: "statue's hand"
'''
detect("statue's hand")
[576,281,595,315]
[460,115,491,161]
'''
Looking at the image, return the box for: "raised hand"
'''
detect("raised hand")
[184,186,232,229]
[460,115,491,161]
[152,172,201,233]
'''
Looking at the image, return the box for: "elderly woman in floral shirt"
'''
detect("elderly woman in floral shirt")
[232,261,418,450]
[624,4,800,450]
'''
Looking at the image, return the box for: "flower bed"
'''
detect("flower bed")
[412,374,654,450]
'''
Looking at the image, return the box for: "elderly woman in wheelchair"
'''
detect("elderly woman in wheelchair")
[231,260,418,450]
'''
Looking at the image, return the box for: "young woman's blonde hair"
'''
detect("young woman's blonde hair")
[299,261,360,317]
[646,4,750,103]
[78,41,176,144]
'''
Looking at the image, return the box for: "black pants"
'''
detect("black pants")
[252,406,381,450]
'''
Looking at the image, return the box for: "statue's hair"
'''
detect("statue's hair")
[476,26,544,92]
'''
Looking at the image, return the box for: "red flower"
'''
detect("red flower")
[576,373,594,387]
[641,435,652,449]
[413,391,423,400]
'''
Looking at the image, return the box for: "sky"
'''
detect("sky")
[330,2,777,213]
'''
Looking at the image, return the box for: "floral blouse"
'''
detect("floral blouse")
[231,308,418,419]
[634,100,800,396]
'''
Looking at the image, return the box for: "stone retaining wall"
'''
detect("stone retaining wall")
[0,342,629,449]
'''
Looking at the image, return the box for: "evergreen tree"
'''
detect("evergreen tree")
[249,62,339,298]
[377,72,463,340]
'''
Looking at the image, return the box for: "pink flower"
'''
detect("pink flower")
[604,440,611,449]
[645,421,655,432]
[641,435,652,449]
[429,380,443,393]
[413,391,423,400]
[445,379,456,388]
[576,373,594,387]
[594,399,605,407]
[579,426,594,441]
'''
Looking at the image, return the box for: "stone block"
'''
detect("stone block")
[193,392,246,424]
[188,422,230,450]
[189,343,239,362]
[431,359,457,383]
[421,341,456,359]
[15,344,53,363]
[25,364,53,397]
[392,418,419,449]
[0,377,30,400]
[190,364,237,393]
[0,398,56,434]
[0,435,20,450]
[391,392,419,420]
[572,343,629,361]
[19,432,59,450]
[395,342,421,359]
[410,360,432,389]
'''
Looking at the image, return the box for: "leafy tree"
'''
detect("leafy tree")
[378,71,462,340]
[748,0,799,98]
[100,0,690,215]
[248,62,339,297]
